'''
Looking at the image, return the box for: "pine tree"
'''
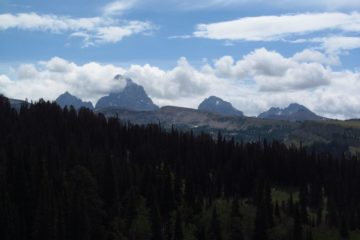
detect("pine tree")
[32,162,58,240]
[210,207,222,240]
[0,152,17,240]
[264,182,274,227]
[306,229,313,240]
[174,210,183,240]
[253,205,268,240]
[299,185,308,224]
[316,207,322,227]
[287,193,294,217]
[150,204,163,240]
[339,216,349,240]
[274,201,281,218]
[293,203,302,240]
[230,200,244,240]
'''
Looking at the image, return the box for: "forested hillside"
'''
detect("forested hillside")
[1,95,360,240]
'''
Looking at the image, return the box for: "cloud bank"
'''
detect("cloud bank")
[1,48,360,119]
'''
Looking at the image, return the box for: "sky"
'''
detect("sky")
[0,0,360,119]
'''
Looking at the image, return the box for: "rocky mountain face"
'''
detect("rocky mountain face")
[258,103,324,121]
[95,75,159,111]
[198,96,244,117]
[56,92,93,110]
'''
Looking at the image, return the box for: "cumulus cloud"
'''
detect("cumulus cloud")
[193,12,360,41]
[0,12,155,46]
[126,57,213,99]
[211,48,331,91]
[1,49,360,119]
[292,49,339,65]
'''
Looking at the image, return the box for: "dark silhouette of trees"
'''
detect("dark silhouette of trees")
[0,95,360,239]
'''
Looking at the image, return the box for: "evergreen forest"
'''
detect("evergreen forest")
[1,95,360,240]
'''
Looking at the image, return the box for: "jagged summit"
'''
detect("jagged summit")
[258,103,324,121]
[198,96,244,117]
[95,75,159,111]
[56,92,93,110]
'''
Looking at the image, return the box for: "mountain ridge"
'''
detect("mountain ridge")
[258,103,325,122]
[56,91,94,110]
[198,96,244,117]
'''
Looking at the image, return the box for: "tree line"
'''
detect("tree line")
[0,95,359,240]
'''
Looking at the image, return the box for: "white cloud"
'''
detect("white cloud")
[292,49,339,65]
[0,75,12,89]
[315,36,360,53]
[0,56,217,104]
[103,0,138,16]
[0,12,155,46]
[126,57,214,99]
[1,50,360,119]
[193,12,360,41]
[93,21,154,44]
[129,0,360,11]
[0,13,103,32]
[212,48,331,91]
[2,57,126,102]
[269,0,360,10]
[188,12,360,56]
[168,0,360,10]
[175,0,248,10]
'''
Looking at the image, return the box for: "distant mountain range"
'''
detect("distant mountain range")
[55,75,159,111]
[258,103,325,121]
[53,75,326,123]
[3,86,360,155]
[198,96,244,117]
[56,92,94,110]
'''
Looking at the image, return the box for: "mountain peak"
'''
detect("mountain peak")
[56,92,94,110]
[114,74,134,86]
[63,91,72,96]
[125,77,135,86]
[198,96,243,117]
[288,103,306,110]
[95,76,159,111]
[288,103,303,108]
[258,103,324,121]
[114,74,123,80]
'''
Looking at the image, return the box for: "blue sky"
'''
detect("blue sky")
[1,0,360,119]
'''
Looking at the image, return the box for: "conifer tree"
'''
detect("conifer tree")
[209,207,222,240]
[340,216,349,240]
[293,203,302,240]
[253,205,268,240]
[174,210,184,240]
[230,200,244,240]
